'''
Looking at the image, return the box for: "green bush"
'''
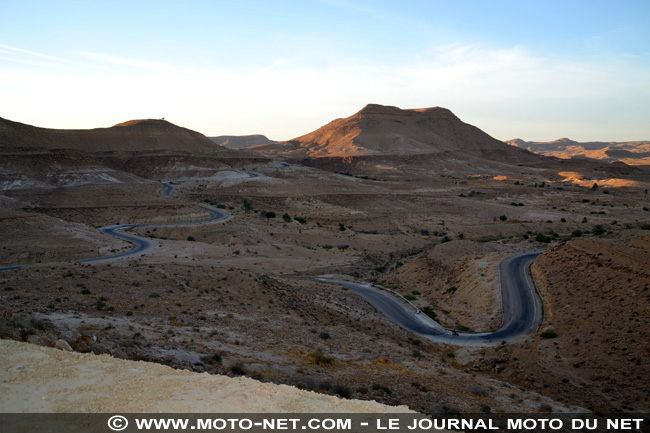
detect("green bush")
[540,329,558,339]
[294,216,307,224]
[282,213,292,222]
[403,293,417,301]
[592,224,605,236]
[535,233,551,243]
[421,307,438,321]
[187,236,196,241]
[309,350,335,366]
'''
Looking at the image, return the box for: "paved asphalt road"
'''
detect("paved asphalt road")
[0,182,229,270]
[1,176,543,347]
[317,252,543,346]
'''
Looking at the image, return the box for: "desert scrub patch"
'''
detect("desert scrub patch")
[309,350,335,366]
[368,357,412,374]
[371,382,392,395]
[201,352,222,365]
[540,329,558,339]
[421,306,439,322]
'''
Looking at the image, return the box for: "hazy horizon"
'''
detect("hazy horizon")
[1,0,649,142]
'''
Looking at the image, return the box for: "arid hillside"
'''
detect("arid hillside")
[211,135,276,149]
[0,339,412,413]
[507,138,650,166]
[474,231,650,413]
[252,104,539,162]
[0,117,238,154]
[2,109,649,414]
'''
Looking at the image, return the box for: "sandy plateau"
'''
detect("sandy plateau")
[1,106,649,413]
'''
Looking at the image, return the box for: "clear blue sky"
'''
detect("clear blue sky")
[1,0,649,141]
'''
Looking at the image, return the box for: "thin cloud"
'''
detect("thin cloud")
[0,43,110,73]
[1,42,648,141]
[74,51,196,75]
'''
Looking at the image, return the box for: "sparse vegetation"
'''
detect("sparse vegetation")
[540,329,558,339]
[591,224,605,236]
[309,350,335,366]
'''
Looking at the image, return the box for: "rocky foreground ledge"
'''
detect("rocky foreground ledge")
[0,339,411,413]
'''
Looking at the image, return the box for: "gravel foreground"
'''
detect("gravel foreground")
[0,339,411,413]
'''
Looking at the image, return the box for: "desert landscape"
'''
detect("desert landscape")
[1,103,649,414]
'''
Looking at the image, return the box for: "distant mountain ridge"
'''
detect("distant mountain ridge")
[507,138,650,166]
[250,104,536,162]
[0,117,236,155]
[210,134,276,149]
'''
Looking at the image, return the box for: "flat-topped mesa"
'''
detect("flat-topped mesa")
[356,103,455,117]
[112,119,174,128]
[250,103,532,160]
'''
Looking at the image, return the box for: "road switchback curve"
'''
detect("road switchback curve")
[317,252,543,346]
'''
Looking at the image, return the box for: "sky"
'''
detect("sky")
[1,0,649,142]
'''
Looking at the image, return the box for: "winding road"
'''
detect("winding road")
[0,181,230,271]
[317,252,543,346]
[1,177,544,347]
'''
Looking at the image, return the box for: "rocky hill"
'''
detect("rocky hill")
[251,104,538,162]
[210,134,276,149]
[507,138,650,166]
[0,117,237,155]
[490,231,650,412]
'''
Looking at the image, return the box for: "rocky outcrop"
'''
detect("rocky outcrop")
[0,339,412,413]
[210,134,276,149]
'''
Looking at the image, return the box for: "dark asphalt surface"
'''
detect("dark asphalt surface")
[1,182,230,270]
[318,252,543,346]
